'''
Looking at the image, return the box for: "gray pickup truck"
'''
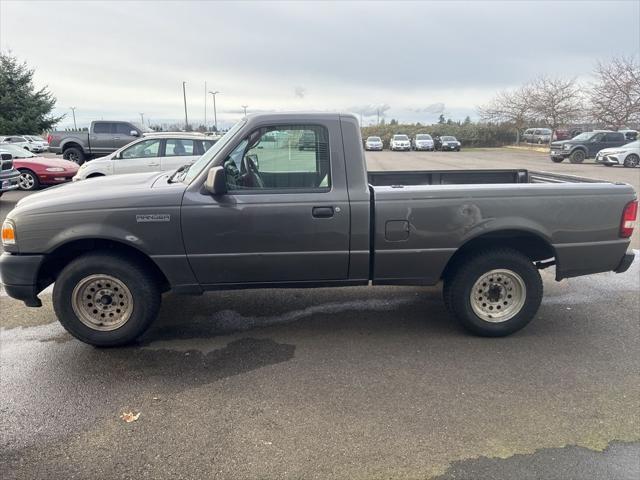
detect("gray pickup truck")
[1,113,637,346]
[48,121,144,164]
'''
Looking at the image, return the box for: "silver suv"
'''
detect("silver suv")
[523,128,552,144]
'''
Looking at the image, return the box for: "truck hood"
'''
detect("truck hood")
[13,171,177,216]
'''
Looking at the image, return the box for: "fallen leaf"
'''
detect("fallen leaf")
[120,411,141,423]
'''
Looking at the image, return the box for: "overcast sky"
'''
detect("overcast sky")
[1,0,639,129]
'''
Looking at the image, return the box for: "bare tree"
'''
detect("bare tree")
[529,76,583,139]
[588,56,640,129]
[478,84,533,144]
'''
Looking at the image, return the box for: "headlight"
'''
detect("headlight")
[1,221,16,246]
[563,144,572,150]
[45,167,65,172]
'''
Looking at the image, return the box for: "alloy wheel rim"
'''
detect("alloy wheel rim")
[19,172,35,189]
[470,269,526,323]
[71,274,133,331]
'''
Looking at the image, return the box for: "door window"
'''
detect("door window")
[120,139,160,159]
[591,133,606,142]
[604,132,623,142]
[93,122,111,134]
[165,139,196,156]
[222,125,330,191]
[115,123,134,135]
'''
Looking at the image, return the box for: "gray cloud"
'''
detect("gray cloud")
[411,103,446,114]
[349,104,391,117]
[2,0,638,128]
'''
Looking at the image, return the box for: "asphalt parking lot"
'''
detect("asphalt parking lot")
[1,148,639,479]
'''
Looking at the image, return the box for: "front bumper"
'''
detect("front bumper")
[415,145,434,151]
[365,145,383,151]
[595,154,620,165]
[39,173,76,185]
[441,144,460,151]
[0,253,46,307]
[392,145,410,151]
[1,171,20,192]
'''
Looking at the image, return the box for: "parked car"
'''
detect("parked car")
[0,152,20,198]
[523,128,552,144]
[412,134,434,151]
[47,121,148,165]
[439,136,461,151]
[1,136,32,151]
[1,113,636,347]
[389,134,411,151]
[73,134,217,181]
[0,144,78,190]
[364,136,383,151]
[596,140,640,168]
[618,129,638,141]
[553,129,582,141]
[23,135,49,152]
[298,131,316,151]
[549,131,629,163]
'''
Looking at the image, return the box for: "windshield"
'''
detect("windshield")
[394,135,409,141]
[367,137,381,142]
[571,132,595,141]
[182,120,246,183]
[0,144,36,158]
[27,136,46,141]
[442,136,456,141]
[416,134,432,140]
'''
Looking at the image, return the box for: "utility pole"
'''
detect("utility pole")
[209,91,220,131]
[204,81,207,130]
[139,113,145,125]
[182,81,189,130]
[241,105,248,116]
[69,107,77,130]
[377,108,380,126]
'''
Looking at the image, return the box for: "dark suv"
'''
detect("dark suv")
[549,131,628,163]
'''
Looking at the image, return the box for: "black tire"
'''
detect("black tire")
[53,253,161,347]
[63,147,86,165]
[551,157,564,163]
[443,248,543,337]
[603,163,613,167]
[623,154,639,168]
[569,150,586,164]
[17,169,40,191]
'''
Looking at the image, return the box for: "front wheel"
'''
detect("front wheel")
[569,150,586,164]
[53,253,161,347]
[623,154,639,168]
[18,169,40,190]
[443,249,543,337]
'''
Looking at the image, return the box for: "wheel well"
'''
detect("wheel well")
[442,230,555,279]
[87,173,104,178]
[37,239,170,293]
[62,142,82,152]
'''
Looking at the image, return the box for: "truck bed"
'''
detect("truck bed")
[367,169,603,186]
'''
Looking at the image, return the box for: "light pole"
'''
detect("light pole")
[241,105,248,117]
[69,107,77,130]
[208,91,220,131]
[204,81,207,129]
[182,81,189,130]
[139,113,145,125]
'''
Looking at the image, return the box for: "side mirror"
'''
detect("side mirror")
[130,130,139,137]
[1,153,13,161]
[204,166,227,195]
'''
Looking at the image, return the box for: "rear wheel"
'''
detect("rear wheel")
[18,169,40,190]
[53,253,161,347]
[569,150,586,164]
[443,249,543,337]
[551,157,564,163]
[63,147,86,165]
[623,154,639,168]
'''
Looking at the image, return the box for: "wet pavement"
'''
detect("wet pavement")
[1,149,639,478]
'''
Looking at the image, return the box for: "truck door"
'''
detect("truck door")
[588,132,606,157]
[113,122,141,150]
[90,122,115,155]
[181,122,351,285]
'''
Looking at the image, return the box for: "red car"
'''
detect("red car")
[0,144,78,190]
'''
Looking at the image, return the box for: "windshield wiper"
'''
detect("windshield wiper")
[168,163,191,183]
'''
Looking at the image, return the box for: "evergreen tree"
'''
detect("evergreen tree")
[438,114,445,124]
[0,51,63,134]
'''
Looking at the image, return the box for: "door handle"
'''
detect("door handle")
[147,162,160,167]
[312,206,334,218]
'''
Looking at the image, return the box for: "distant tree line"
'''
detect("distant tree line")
[477,56,640,143]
